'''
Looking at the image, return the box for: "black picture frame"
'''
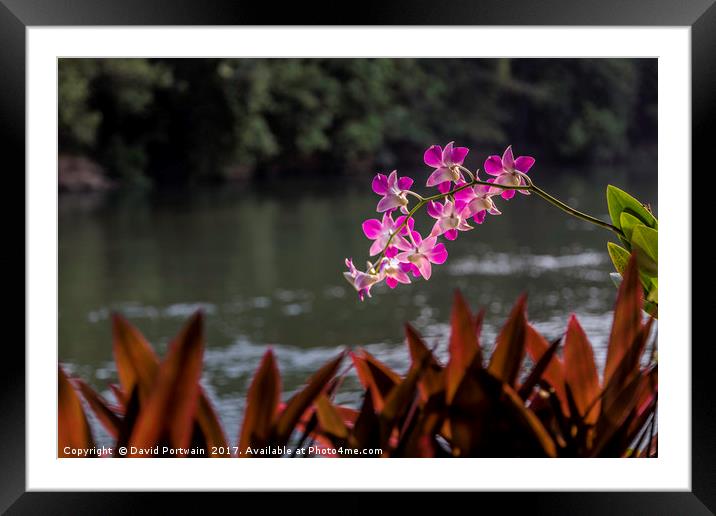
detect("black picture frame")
[3,0,711,513]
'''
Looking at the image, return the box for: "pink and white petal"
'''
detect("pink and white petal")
[392,236,413,252]
[419,235,438,253]
[429,221,444,238]
[518,188,531,195]
[414,256,433,280]
[387,170,399,188]
[458,220,473,231]
[362,219,382,239]
[502,145,515,170]
[385,246,399,258]
[488,205,502,215]
[514,155,535,174]
[449,146,469,166]
[427,243,448,264]
[397,176,414,191]
[437,181,452,194]
[426,200,444,219]
[426,167,453,187]
[473,210,487,224]
[394,269,411,284]
[369,239,384,256]
[399,205,410,215]
[371,174,389,195]
[423,145,444,168]
[454,186,475,203]
[386,277,398,289]
[395,251,412,263]
[444,229,458,241]
[501,189,516,200]
[441,141,455,165]
[484,155,504,176]
[376,195,402,212]
[410,230,423,246]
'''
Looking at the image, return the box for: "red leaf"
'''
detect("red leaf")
[488,294,528,386]
[405,324,443,402]
[112,313,228,453]
[315,394,349,440]
[351,350,400,412]
[604,254,643,384]
[75,378,122,439]
[446,291,481,402]
[238,349,281,453]
[524,324,568,415]
[563,315,600,425]
[128,312,205,453]
[58,366,94,456]
[274,352,344,445]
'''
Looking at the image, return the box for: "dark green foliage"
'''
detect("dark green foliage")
[58,58,657,187]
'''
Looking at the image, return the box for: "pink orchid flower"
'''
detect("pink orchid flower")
[343,258,383,301]
[427,199,473,241]
[424,141,469,193]
[379,248,413,289]
[484,145,535,200]
[372,170,414,214]
[454,179,502,224]
[394,231,448,280]
[362,213,414,256]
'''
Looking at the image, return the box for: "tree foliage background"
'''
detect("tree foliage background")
[58,58,657,187]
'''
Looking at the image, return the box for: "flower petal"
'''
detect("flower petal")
[449,146,469,166]
[441,142,455,165]
[501,189,516,200]
[377,195,403,212]
[444,229,458,241]
[502,145,515,170]
[387,170,398,188]
[423,145,443,168]
[514,156,535,174]
[397,176,414,191]
[437,181,452,194]
[386,277,398,289]
[426,167,453,187]
[369,239,384,256]
[484,155,503,176]
[426,200,443,219]
[372,173,389,195]
[473,210,487,224]
[427,243,448,264]
[414,255,432,280]
[362,219,382,239]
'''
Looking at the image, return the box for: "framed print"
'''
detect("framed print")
[3,0,712,512]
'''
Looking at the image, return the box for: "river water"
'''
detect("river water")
[59,168,656,445]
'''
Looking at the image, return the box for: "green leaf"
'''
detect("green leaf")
[647,278,658,304]
[606,185,657,230]
[607,242,631,275]
[630,225,658,276]
[619,212,645,243]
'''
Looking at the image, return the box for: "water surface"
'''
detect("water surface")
[59,168,656,445]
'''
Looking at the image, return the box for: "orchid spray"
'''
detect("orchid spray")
[344,142,626,300]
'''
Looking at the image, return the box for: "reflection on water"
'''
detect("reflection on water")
[59,168,656,445]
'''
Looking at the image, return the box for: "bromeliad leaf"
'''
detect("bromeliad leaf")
[128,312,205,453]
[58,366,94,455]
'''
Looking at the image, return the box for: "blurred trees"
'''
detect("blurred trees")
[58,58,656,187]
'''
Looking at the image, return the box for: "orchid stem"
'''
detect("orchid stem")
[370,168,623,272]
